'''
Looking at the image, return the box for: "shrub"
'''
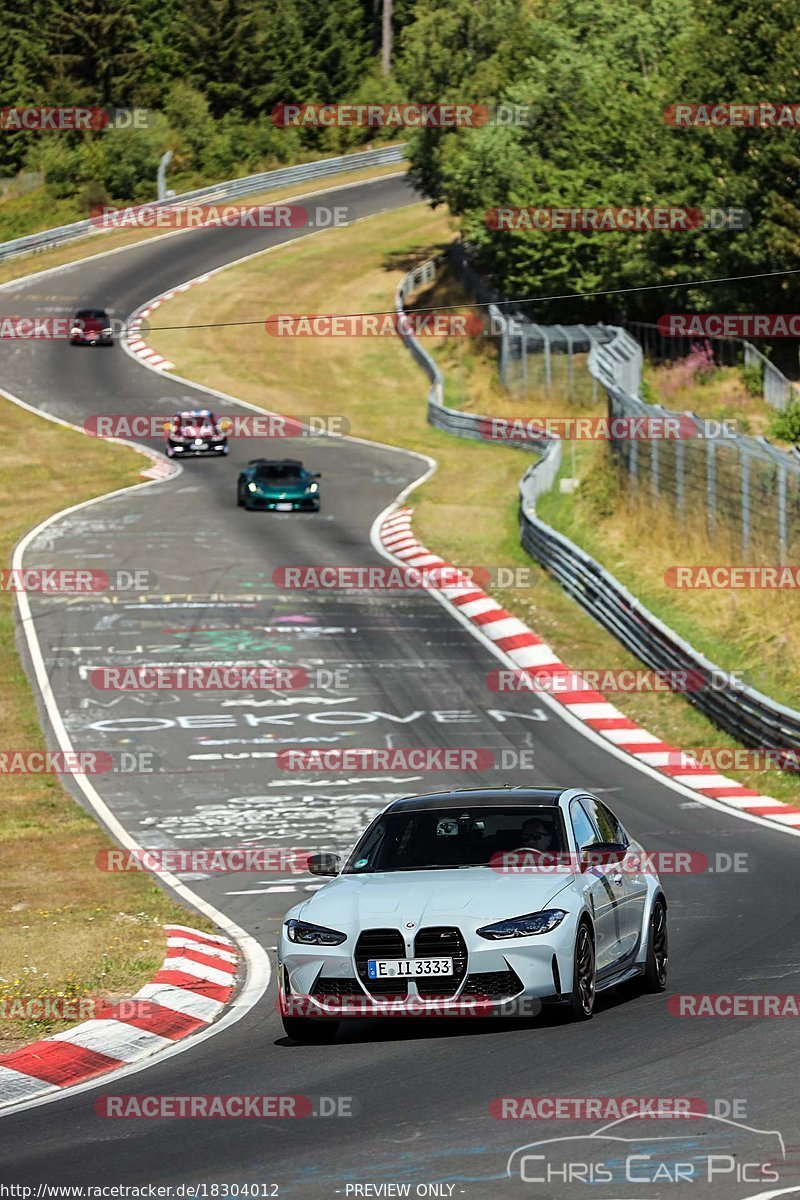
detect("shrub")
[767,398,800,444]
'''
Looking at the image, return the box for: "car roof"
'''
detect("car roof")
[247,458,304,468]
[384,787,567,813]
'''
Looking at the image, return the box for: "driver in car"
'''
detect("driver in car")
[518,817,555,853]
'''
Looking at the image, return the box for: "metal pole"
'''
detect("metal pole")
[778,465,787,564]
[706,439,716,541]
[741,445,750,557]
[157,150,173,201]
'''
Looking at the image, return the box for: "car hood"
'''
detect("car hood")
[252,480,310,496]
[294,867,575,929]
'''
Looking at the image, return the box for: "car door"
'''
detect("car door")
[569,799,623,971]
[582,794,648,959]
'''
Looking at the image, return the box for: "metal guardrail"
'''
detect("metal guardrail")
[395,257,559,465]
[518,511,800,752]
[397,256,800,755]
[0,145,406,264]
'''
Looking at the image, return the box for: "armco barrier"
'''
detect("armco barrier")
[395,256,560,469]
[397,256,800,755]
[0,145,406,264]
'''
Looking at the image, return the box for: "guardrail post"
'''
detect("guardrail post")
[565,329,574,401]
[543,329,551,393]
[520,328,528,392]
[778,464,787,564]
[706,439,716,540]
[676,439,685,525]
[157,150,174,201]
[651,437,659,497]
[740,445,750,557]
[499,317,508,387]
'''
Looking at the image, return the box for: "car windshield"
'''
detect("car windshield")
[75,309,108,321]
[343,805,567,873]
[254,464,305,483]
[176,413,216,433]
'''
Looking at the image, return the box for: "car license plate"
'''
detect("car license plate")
[275,502,293,511]
[367,957,453,979]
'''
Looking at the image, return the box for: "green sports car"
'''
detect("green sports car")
[237,458,321,512]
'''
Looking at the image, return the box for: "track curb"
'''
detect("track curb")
[378,506,800,832]
[0,926,240,1109]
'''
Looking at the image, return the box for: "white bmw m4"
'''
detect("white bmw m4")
[278,787,668,1042]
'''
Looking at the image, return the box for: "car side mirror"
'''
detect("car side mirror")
[313,472,321,479]
[162,421,172,434]
[579,842,628,871]
[307,852,340,877]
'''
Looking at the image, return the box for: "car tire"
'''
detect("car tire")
[642,898,668,993]
[237,482,246,508]
[281,1015,339,1044]
[564,921,595,1021]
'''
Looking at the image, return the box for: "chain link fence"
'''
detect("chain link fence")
[592,327,800,561]
[449,243,800,559]
[627,320,800,412]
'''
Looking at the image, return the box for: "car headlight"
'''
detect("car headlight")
[248,481,257,492]
[285,919,346,946]
[476,909,567,940]
[102,328,112,336]
[306,482,319,494]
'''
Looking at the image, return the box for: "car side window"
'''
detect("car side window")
[570,800,601,850]
[582,796,628,845]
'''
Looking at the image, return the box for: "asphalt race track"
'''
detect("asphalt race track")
[1,173,800,1199]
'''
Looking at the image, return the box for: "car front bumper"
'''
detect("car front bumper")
[245,494,319,510]
[277,922,578,1020]
[168,440,228,456]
